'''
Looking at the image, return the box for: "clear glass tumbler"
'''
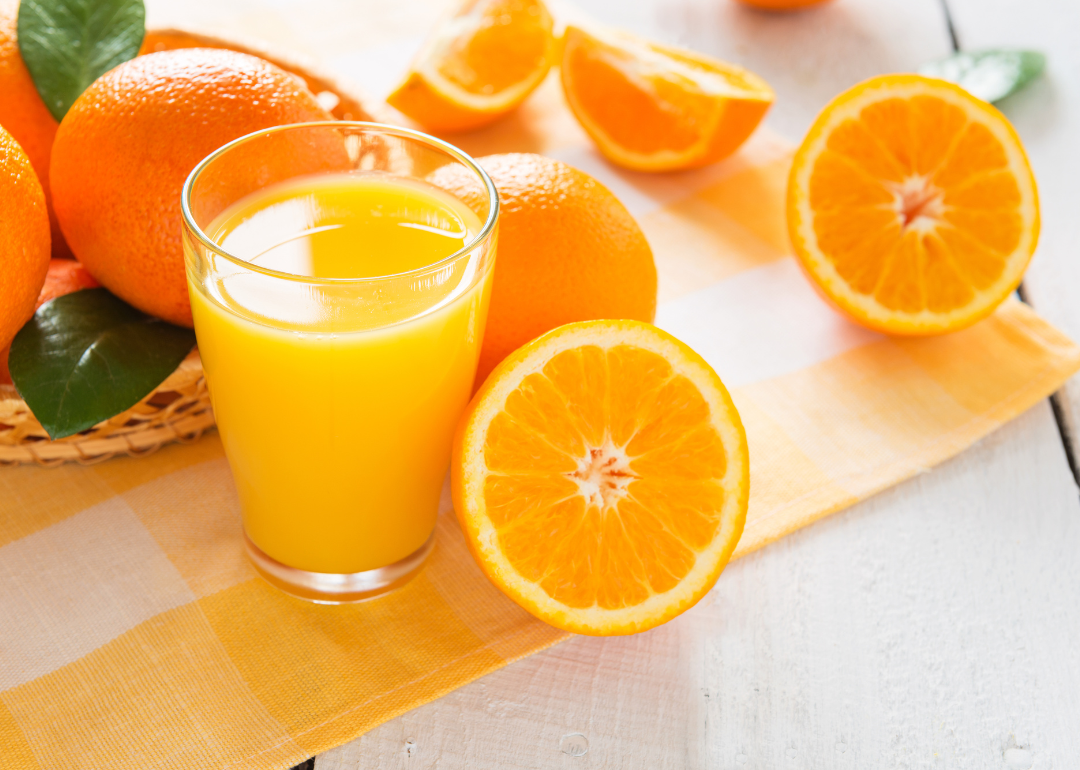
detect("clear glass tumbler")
[181,122,498,603]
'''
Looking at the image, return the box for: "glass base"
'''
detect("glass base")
[244,530,434,604]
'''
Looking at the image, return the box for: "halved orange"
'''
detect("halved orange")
[387,0,555,133]
[787,74,1040,335]
[452,320,749,636]
[560,25,774,172]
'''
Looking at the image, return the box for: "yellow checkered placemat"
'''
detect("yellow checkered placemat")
[3,13,1080,769]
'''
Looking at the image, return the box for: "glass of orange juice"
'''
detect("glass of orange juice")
[180,122,498,603]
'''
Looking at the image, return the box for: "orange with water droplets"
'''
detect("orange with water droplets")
[452,320,749,635]
[787,74,1039,335]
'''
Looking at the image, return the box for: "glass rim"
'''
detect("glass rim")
[180,121,500,285]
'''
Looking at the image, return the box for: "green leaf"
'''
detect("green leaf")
[17,0,145,121]
[919,49,1046,104]
[9,289,195,440]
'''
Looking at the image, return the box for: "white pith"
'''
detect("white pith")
[790,77,1039,333]
[459,322,750,634]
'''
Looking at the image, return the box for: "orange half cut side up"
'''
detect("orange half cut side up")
[452,320,749,636]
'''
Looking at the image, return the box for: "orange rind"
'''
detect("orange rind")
[787,74,1040,335]
[388,0,555,133]
[560,24,774,171]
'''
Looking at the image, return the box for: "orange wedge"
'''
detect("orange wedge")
[387,0,555,133]
[560,25,774,172]
[452,320,749,636]
[787,74,1040,335]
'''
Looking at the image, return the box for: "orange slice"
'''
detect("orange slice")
[387,0,555,133]
[560,25,774,172]
[787,74,1040,335]
[452,320,749,636]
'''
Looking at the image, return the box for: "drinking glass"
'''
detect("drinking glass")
[181,122,498,603]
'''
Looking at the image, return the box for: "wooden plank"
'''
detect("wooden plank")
[319,402,1080,769]
[943,0,1080,469]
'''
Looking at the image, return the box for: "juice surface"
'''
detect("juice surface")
[188,172,491,574]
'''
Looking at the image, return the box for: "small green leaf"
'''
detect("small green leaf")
[9,289,195,440]
[17,0,145,121]
[920,49,1046,104]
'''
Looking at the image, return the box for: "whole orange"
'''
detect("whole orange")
[50,48,333,327]
[433,153,657,387]
[0,126,50,353]
[0,0,70,258]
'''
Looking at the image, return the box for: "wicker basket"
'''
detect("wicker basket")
[0,27,387,466]
[0,351,215,467]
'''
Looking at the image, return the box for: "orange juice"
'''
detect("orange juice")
[187,172,492,575]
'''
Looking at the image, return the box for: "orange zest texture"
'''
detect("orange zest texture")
[452,320,749,636]
[787,74,1040,335]
[387,0,555,132]
[560,24,774,172]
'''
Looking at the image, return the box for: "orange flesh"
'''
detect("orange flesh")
[565,43,710,154]
[435,0,550,94]
[809,94,1022,314]
[481,344,727,610]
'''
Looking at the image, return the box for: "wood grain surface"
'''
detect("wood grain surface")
[137,0,1080,766]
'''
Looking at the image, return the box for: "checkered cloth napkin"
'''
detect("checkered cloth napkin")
[2,40,1078,770]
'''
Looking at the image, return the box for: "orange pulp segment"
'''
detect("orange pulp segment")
[387,0,555,133]
[787,74,1040,335]
[452,320,749,636]
[560,25,774,172]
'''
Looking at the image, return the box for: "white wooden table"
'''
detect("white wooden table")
[144,0,1080,766]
